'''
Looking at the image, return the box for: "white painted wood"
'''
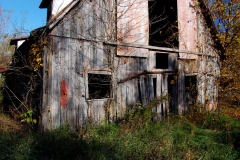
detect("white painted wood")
[52,0,73,16]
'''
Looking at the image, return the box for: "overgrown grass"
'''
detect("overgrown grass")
[1,111,240,159]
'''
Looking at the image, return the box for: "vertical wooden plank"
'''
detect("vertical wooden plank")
[126,81,130,106]
[156,74,162,120]
[74,39,81,128]
[67,38,72,128]
[97,42,104,69]
[178,62,185,114]
[134,78,139,103]
[149,51,156,70]
[42,40,52,130]
[148,75,154,102]
[164,75,169,114]
[68,38,76,129]
[121,82,127,118]
[60,17,71,126]
[133,59,138,103]
[51,37,61,129]
[72,39,78,128]
[75,40,84,127]
[140,76,146,106]
[47,37,54,129]
[162,75,166,117]
[92,42,97,68]
[129,58,137,104]
[161,75,169,116]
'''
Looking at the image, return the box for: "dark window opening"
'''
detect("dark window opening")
[156,53,168,69]
[138,78,142,104]
[149,0,178,48]
[185,76,197,106]
[88,74,111,99]
[168,75,177,113]
[153,78,157,97]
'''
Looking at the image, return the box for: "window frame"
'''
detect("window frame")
[85,70,112,100]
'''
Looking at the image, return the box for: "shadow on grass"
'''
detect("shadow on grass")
[1,113,240,160]
[0,128,121,160]
[31,128,122,160]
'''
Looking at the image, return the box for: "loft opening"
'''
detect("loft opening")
[88,74,111,99]
[149,0,178,48]
[156,53,168,69]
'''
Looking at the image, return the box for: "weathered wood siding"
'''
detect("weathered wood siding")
[42,0,220,129]
[196,4,220,110]
[43,1,113,129]
[177,0,220,113]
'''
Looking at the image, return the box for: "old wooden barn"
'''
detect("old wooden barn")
[9,0,222,129]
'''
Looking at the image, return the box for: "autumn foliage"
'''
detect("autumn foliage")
[208,0,240,112]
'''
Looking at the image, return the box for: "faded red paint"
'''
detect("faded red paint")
[178,0,198,59]
[117,0,149,57]
[60,80,68,109]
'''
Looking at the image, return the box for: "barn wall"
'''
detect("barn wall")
[196,5,220,110]
[43,1,113,129]
[42,0,220,129]
[177,0,220,113]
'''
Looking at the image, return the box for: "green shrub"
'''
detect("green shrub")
[1,101,240,159]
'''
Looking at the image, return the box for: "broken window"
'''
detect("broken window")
[149,0,178,48]
[156,53,168,69]
[88,74,111,99]
[185,76,197,106]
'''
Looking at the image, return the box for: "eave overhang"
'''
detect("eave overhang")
[10,36,29,46]
[39,0,51,8]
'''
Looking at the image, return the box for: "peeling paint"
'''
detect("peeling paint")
[60,80,68,109]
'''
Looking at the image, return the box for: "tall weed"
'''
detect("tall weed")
[1,100,240,159]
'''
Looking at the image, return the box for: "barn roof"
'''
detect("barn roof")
[39,0,51,8]
[10,36,29,46]
[47,0,79,29]
[198,0,225,60]
[0,66,8,73]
